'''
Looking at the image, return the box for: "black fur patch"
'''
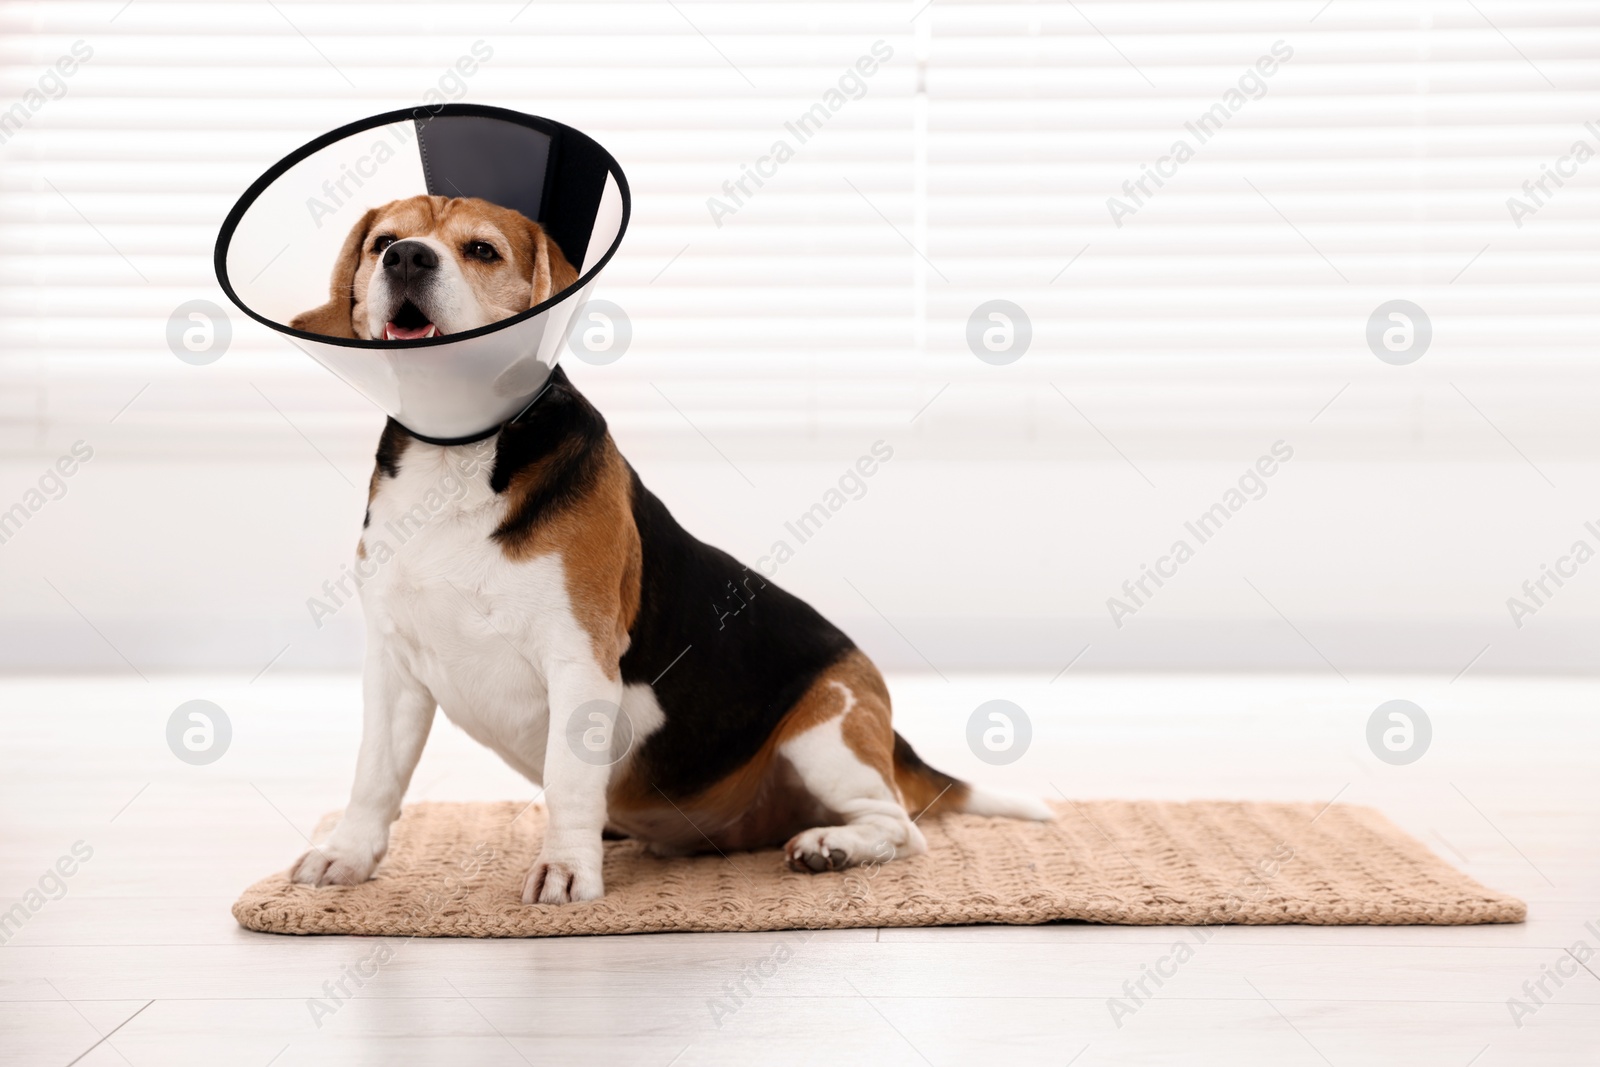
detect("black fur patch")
[490,367,608,545]
[375,418,410,478]
[618,469,856,800]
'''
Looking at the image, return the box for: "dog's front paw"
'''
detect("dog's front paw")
[290,829,385,888]
[522,848,603,904]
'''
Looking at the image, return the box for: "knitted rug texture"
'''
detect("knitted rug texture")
[233,800,1525,937]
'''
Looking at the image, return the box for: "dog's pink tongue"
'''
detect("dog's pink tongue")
[383,322,439,340]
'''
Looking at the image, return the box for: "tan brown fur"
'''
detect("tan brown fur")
[495,434,641,676]
[832,650,895,776]
[291,207,377,338]
[895,741,971,821]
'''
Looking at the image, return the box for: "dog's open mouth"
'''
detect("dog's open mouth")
[384,300,440,341]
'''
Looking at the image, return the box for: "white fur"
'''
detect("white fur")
[778,682,927,870]
[961,788,1053,821]
[291,439,658,903]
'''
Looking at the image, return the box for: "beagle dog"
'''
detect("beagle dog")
[289,195,1049,904]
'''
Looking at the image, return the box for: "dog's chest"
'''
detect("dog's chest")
[357,443,582,777]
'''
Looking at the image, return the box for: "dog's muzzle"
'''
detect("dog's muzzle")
[381,240,442,340]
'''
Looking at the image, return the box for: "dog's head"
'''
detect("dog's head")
[290,195,579,340]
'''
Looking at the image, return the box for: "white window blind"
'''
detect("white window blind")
[3,1,1597,461]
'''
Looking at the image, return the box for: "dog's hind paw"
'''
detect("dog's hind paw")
[784,825,902,873]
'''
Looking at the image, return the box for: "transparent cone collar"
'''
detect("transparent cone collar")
[214,105,630,442]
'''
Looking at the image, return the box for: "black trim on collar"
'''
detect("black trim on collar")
[396,372,560,446]
[212,103,632,352]
[402,422,505,447]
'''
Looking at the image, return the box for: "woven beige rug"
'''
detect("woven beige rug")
[233,800,1525,937]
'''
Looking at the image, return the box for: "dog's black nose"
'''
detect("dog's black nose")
[382,240,439,281]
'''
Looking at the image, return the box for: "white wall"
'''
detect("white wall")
[5,415,1599,676]
[2,2,1597,673]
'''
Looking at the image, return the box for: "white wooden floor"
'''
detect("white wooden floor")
[1,671,1595,1066]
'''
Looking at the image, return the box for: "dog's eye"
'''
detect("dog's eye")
[465,241,500,262]
[371,235,396,254]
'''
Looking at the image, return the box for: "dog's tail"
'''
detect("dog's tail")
[892,731,1053,822]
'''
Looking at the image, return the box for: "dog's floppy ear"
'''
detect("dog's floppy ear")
[527,220,579,308]
[289,207,378,338]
